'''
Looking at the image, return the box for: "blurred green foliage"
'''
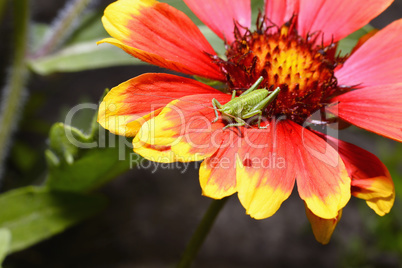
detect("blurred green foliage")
[0,229,11,267]
[0,186,106,254]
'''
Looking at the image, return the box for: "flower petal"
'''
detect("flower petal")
[264,0,299,27]
[365,196,395,217]
[328,83,402,142]
[305,204,342,245]
[287,121,351,219]
[98,73,219,137]
[132,138,179,163]
[184,0,251,44]
[236,120,296,219]
[297,0,393,46]
[135,93,231,161]
[199,133,241,199]
[336,19,402,87]
[323,134,395,216]
[99,0,224,80]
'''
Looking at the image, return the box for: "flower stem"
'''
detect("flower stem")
[0,0,7,22]
[177,197,229,268]
[0,0,29,183]
[33,0,92,58]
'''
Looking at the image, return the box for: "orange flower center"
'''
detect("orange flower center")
[216,18,348,124]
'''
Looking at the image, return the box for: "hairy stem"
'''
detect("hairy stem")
[0,0,30,183]
[33,0,92,58]
[0,0,7,22]
[177,197,229,268]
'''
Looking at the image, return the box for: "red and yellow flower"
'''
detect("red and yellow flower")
[98,0,400,244]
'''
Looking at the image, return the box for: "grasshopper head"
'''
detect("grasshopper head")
[220,106,235,115]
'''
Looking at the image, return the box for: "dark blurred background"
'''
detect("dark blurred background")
[1,0,402,267]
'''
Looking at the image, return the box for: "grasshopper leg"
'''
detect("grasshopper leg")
[222,120,246,130]
[212,98,222,123]
[240,76,264,96]
[231,90,237,100]
[257,113,267,129]
[242,110,266,129]
[222,115,247,130]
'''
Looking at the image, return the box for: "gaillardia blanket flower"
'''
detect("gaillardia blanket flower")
[98,0,400,243]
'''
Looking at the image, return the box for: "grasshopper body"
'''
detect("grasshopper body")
[212,77,280,130]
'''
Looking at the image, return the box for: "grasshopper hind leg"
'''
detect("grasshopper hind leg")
[212,98,222,123]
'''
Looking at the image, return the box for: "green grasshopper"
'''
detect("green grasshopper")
[212,76,280,130]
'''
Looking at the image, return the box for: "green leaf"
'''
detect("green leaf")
[28,0,207,75]
[45,89,140,192]
[46,135,139,192]
[31,23,48,53]
[159,0,205,25]
[251,0,265,24]
[337,24,375,56]
[65,11,109,44]
[28,11,142,75]
[48,123,90,165]
[199,25,225,57]
[28,40,144,75]
[0,186,106,254]
[0,229,11,265]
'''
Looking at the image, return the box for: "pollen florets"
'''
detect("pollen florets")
[215,16,349,124]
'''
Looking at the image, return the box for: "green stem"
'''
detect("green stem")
[0,0,29,182]
[177,197,229,268]
[0,0,7,22]
[33,0,91,58]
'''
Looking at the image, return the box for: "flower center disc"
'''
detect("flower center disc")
[218,19,345,124]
